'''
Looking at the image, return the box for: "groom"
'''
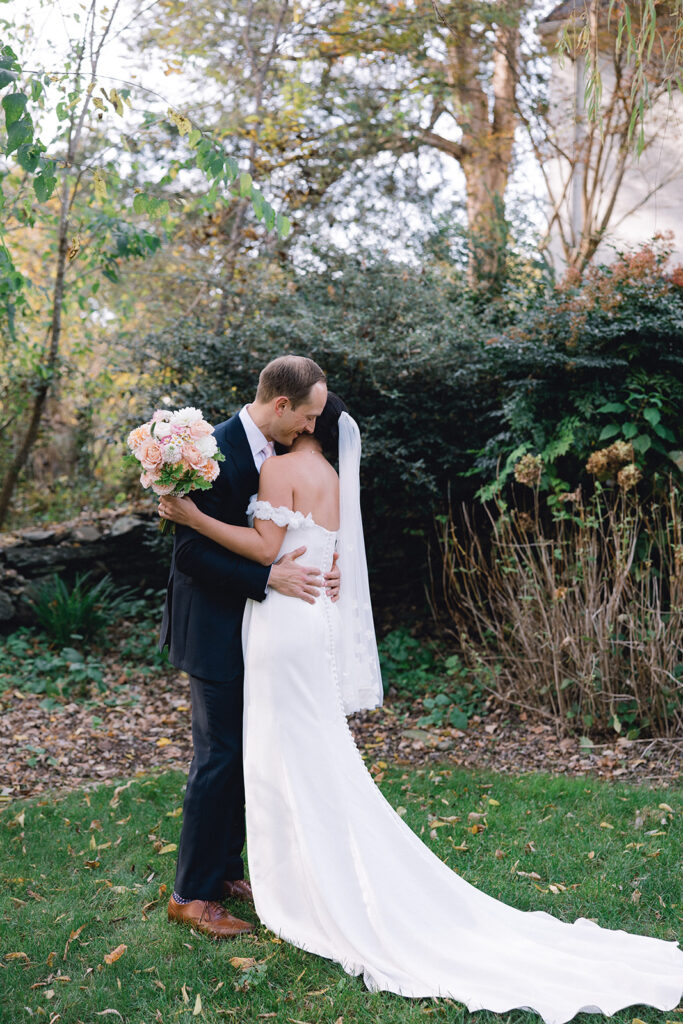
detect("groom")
[159,355,339,938]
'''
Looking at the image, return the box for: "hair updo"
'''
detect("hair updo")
[313,391,348,460]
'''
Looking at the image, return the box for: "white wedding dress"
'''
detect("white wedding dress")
[241,500,683,1024]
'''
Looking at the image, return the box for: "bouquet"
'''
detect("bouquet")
[125,406,224,533]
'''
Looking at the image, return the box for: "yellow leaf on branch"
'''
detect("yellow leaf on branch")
[93,169,107,202]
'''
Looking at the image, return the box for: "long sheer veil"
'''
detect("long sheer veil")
[335,411,383,714]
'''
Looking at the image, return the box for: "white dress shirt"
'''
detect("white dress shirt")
[239,405,276,473]
[239,405,276,591]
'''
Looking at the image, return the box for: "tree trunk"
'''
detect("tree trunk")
[0,179,70,528]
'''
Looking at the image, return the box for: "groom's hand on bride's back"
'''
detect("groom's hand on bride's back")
[268,547,322,604]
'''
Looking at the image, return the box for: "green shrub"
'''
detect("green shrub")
[417,654,489,730]
[127,240,683,604]
[29,571,136,646]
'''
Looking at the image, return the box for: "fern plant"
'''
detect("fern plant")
[29,571,135,646]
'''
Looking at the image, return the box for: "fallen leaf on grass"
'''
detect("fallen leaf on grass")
[193,992,202,1015]
[229,957,258,970]
[5,952,30,961]
[182,983,190,1003]
[63,929,87,958]
[104,944,127,965]
[95,1012,123,1019]
[157,843,177,855]
[599,822,614,829]
[659,803,674,814]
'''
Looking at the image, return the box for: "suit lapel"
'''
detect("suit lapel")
[221,413,259,496]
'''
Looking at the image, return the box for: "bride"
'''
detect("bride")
[158,393,683,1024]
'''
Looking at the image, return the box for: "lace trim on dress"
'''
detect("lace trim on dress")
[246,497,315,530]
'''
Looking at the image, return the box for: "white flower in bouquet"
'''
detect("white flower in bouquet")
[194,433,219,458]
[164,437,185,463]
[171,406,204,427]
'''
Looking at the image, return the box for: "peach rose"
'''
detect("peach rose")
[201,459,220,482]
[152,480,176,495]
[137,436,164,471]
[127,423,151,451]
[182,443,206,471]
[189,419,213,440]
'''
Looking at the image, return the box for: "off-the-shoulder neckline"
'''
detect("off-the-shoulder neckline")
[247,497,338,535]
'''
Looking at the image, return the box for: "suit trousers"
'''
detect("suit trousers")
[174,673,246,900]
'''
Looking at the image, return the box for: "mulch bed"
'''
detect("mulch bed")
[1,669,680,804]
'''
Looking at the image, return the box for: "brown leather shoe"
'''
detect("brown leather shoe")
[167,896,253,939]
[222,878,254,902]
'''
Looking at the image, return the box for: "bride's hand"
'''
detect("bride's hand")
[158,495,198,527]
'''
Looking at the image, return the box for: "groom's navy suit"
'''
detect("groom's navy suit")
[160,413,270,899]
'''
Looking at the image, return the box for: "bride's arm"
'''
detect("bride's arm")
[158,458,292,566]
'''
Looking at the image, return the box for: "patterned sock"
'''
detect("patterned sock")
[172,890,193,904]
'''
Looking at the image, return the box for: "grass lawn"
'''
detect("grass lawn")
[0,765,681,1024]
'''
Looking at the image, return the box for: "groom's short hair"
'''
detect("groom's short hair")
[256,355,326,408]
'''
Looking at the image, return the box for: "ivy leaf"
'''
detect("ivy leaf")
[188,128,201,148]
[597,402,626,414]
[0,69,17,90]
[224,155,239,180]
[16,142,42,173]
[33,173,57,202]
[239,171,252,197]
[133,193,148,215]
[276,213,291,238]
[631,434,651,453]
[598,423,620,441]
[6,115,33,154]
[2,90,27,127]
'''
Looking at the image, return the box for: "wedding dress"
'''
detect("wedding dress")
[240,427,683,1024]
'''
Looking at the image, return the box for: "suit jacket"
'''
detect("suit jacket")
[159,413,271,682]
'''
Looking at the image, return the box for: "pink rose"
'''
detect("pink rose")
[137,437,164,471]
[189,420,213,440]
[152,481,176,495]
[182,443,206,471]
[140,470,158,488]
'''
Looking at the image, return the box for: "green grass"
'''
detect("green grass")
[1,767,681,1024]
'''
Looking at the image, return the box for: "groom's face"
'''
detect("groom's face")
[272,381,327,446]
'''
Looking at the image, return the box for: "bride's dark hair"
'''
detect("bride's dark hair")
[313,391,348,460]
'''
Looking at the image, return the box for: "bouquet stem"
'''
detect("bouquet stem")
[158,518,176,535]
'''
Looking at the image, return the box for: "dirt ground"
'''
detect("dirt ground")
[1,668,680,804]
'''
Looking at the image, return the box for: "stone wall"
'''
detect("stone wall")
[0,506,171,629]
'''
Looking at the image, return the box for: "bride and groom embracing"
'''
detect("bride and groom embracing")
[158,355,683,1024]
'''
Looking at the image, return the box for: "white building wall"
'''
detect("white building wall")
[541,49,683,271]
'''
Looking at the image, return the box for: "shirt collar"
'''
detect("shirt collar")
[239,404,270,458]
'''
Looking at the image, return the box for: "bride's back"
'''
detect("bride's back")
[281,451,340,532]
